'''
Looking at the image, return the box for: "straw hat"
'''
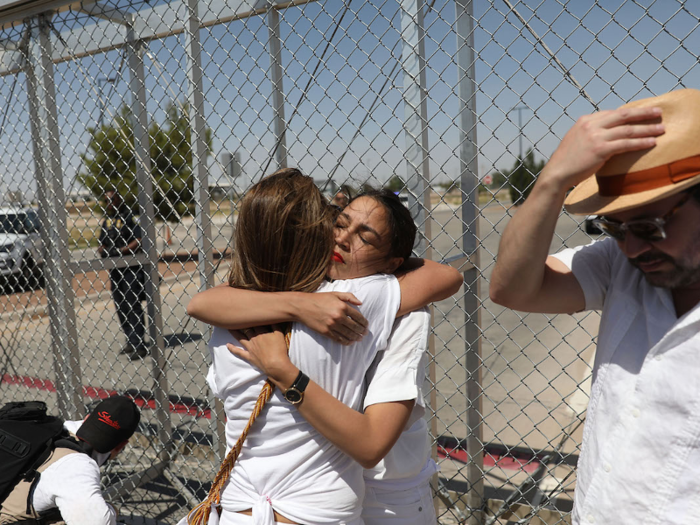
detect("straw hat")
[564,88,700,216]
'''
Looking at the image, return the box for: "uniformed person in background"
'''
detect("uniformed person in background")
[98,190,148,360]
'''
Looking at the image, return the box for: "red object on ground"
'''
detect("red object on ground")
[437,444,539,473]
[1,373,211,418]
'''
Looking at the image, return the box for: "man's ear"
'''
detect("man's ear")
[386,257,404,274]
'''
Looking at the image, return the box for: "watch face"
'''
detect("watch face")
[284,388,303,404]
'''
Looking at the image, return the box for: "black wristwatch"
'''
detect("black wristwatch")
[283,371,309,405]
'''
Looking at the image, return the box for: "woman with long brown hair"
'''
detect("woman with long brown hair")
[186,169,460,525]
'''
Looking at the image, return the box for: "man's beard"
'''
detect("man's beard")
[629,251,700,289]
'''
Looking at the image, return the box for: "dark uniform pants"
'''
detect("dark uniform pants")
[110,266,146,349]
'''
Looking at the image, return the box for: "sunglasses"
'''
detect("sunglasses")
[591,193,691,242]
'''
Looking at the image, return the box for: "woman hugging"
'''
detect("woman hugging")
[185,168,462,525]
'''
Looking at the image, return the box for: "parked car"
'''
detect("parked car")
[0,207,44,289]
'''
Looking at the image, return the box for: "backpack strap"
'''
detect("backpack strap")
[53,436,92,457]
[19,430,84,488]
[2,446,82,523]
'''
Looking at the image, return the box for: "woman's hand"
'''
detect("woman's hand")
[543,106,665,190]
[295,292,368,345]
[228,326,298,389]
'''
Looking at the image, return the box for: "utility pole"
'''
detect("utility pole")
[97,76,117,126]
[510,105,529,159]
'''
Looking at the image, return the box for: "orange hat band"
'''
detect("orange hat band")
[597,154,700,197]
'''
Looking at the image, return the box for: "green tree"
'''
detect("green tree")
[385,175,405,193]
[78,102,212,221]
[507,149,545,206]
[488,170,509,190]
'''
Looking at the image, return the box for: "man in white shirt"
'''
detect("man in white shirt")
[490,88,700,524]
[0,396,140,525]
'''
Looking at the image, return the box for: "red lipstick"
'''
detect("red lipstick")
[332,252,344,263]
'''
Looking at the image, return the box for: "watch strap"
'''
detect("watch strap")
[288,370,309,394]
[283,371,309,404]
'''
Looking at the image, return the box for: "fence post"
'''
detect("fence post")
[126,23,172,450]
[399,3,442,516]
[400,0,431,254]
[24,13,83,420]
[183,0,226,460]
[456,0,484,522]
[267,6,287,170]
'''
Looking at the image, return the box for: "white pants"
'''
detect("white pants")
[361,481,437,525]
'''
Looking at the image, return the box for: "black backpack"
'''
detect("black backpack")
[0,401,87,507]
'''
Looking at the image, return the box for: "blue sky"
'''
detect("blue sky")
[0,0,699,201]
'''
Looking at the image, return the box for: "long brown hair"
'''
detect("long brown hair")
[227,168,334,293]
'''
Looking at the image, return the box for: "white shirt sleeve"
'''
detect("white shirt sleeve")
[550,237,616,311]
[363,308,430,426]
[318,274,402,355]
[349,274,402,352]
[32,452,117,525]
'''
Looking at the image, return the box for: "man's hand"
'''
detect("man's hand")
[490,106,664,315]
[295,292,368,345]
[542,106,665,190]
[228,325,298,389]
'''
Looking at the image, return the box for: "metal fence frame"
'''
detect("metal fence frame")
[4,0,549,521]
[3,0,683,522]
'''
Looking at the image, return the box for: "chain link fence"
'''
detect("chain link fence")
[0,0,698,523]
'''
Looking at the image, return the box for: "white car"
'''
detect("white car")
[0,207,44,288]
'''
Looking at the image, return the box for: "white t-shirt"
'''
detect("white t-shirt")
[363,308,438,489]
[31,420,117,525]
[206,274,401,525]
[552,238,700,525]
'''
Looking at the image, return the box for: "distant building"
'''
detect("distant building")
[209,180,236,199]
[4,190,25,206]
[66,190,94,203]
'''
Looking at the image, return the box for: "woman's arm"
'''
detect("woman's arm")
[187,285,368,343]
[228,325,415,469]
[187,258,461,340]
[396,258,462,316]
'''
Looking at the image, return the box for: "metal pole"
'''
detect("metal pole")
[400,0,439,515]
[267,6,287,170]
[97,76,116,127]
[126,22,172,450]
[183,0,226,460]
[519,108,522,158]
[400,0,431,255]
[24,14,83,420]
[184,0,214,292]
[510,105,527,159]
[456,1,483,522]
